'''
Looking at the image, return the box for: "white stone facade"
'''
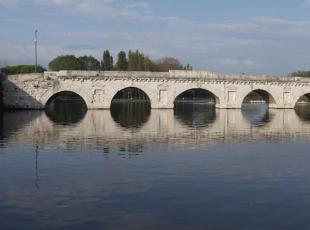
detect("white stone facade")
[2,70,310,109]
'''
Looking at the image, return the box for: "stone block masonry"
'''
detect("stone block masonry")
[2,70,310,109]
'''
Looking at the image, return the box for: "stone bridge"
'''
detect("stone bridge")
[2,70,310,109]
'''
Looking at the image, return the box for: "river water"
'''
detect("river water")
[1,103,310,230]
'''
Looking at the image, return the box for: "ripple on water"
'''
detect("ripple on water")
[1,104,310,229]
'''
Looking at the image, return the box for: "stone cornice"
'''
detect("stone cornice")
[41,70,310,84]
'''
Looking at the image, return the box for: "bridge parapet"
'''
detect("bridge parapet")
[7,73,43,81]
[170,70,310,82]
[41,70,310,83]
[44,70,170,80]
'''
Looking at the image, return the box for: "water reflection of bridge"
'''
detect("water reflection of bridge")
[2,107,310,151]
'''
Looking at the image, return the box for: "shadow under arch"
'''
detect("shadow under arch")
[242,89,277,109]
[110,87,151,129]
[45,91,87,125]
[295,93,310,121]
[174,88,220,107]
[174,88,217,128]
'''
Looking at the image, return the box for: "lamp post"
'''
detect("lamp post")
[34,29,38,73]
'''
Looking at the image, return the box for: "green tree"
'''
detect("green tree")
[110,56,114,70]
[154,57,186,72]
[143,56,151,71]
[136,50,143,71]
[185,63,193,71]
[47,50,189,73]
[127,50,153,71]
[48,55,82,71]
[128,50,135,71]
[1,65,45,74]
[116,51,128,71]
[102,50,113,70]
[291,71,310,78]
[78,56,100,70]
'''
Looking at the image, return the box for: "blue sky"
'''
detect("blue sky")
[1,0,310,74]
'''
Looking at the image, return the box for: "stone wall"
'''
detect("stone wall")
[2,73,51,109]
[3,70,310,109]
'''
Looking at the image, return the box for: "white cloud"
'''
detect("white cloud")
[222,59,259,67]
[0,0,19,8]
[2,0,310,74]
[2,0,310,39]
[0,0,150,21]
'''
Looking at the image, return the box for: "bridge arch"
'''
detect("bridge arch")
[241,89,279,108]
[45,91,88,125]
[103,84,156,109]
[44,90,89,109]
[173,88,221,108]
[109,87,151,128]
[110,87,151,106]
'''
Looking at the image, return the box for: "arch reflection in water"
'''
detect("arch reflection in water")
[242,90,275,126]
[242,89,276,108]
[174,88,217,128]
[174,103,216,128]
[241,104,272,126]
[295,105,310,121]
[110,87,151,128]
[295,93,310,121]
[45,91,87,125]
[4,109,310,151]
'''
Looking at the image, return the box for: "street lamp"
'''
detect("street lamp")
[34,29,38,73]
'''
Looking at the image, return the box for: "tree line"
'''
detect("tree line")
[291,71,310,78]
[48,50,193,72]
[0,65,46,75]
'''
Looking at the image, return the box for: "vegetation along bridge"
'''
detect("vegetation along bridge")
[2,70,310,109]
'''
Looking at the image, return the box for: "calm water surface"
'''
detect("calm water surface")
[1,103,310,230]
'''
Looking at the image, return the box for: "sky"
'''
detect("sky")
[1,0,310,75]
